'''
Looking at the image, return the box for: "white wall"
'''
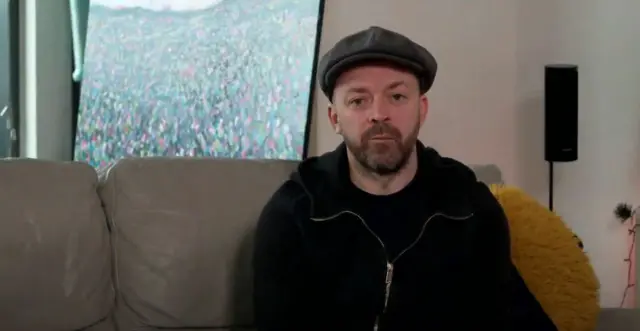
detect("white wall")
[22,0,640,307]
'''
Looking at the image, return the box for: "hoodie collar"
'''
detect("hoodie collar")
[291,141,477,219]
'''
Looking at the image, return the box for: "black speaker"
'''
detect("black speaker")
[544,64,579,162]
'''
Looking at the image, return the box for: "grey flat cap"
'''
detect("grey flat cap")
[317,26,438,100]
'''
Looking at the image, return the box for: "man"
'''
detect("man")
[253,26,511,331]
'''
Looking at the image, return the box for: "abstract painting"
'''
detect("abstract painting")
[74,0,323,168]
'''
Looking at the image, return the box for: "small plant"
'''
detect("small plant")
[614,203,637,307]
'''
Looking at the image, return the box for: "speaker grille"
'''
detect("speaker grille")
[544,64,578,162]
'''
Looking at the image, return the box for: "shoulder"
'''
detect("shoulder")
[265,179,309,211]
[257,179,310,233]
[472,181,504,212]
[471,182,511,245]
[432,153,503,213]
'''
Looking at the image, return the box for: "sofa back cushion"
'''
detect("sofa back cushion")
[0,159,113,331]
[99,158,297,329]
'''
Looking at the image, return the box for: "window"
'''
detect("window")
[0,0,19,157]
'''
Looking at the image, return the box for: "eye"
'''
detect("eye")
[348,98,365,107]
[391,94,407,101]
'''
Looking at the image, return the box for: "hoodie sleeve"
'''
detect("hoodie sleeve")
[470,182,512,330]
[253,181,309,331]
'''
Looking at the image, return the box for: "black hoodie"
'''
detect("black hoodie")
[253,142,511,331]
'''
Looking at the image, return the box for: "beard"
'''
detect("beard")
[344,120,420,176]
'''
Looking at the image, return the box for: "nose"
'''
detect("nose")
[369,98,391,123]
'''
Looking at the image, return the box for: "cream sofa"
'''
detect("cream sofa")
[0,158,636,330]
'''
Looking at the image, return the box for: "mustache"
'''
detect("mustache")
[362,122,402,141]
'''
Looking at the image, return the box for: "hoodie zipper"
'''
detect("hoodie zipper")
[312,210,474,331]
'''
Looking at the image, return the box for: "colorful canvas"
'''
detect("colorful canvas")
[74,0,323,168]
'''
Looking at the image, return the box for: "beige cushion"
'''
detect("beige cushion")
[0,159,114,331]
[99,157,297,330]
[470,164,503,185]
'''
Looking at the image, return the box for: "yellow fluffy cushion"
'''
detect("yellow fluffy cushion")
[490,184,600,331]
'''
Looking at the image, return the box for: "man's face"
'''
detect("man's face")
[328,63,429,175]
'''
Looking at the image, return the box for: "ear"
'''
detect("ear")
[328,104,341,134]
[419,95,429,126]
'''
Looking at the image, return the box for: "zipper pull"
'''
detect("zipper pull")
[385,262,394,284]
[375,262,395,331]
[383,262,394,312]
